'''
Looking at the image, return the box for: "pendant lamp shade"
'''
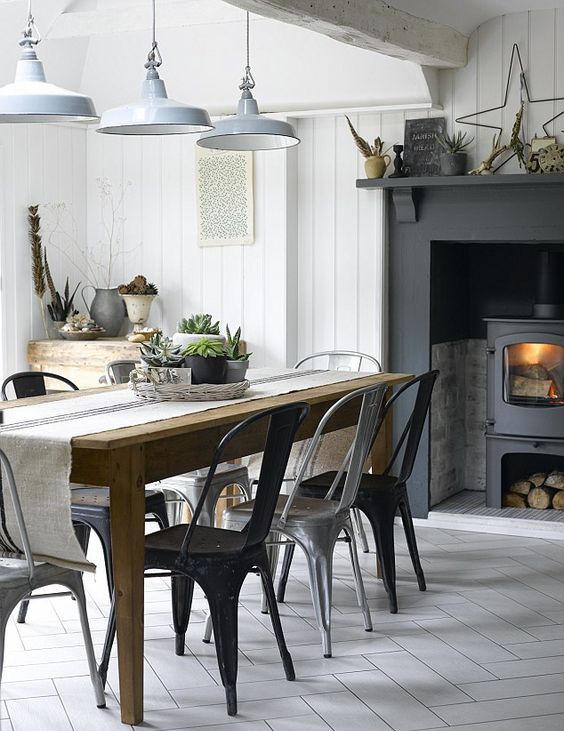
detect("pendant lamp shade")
[198,91,299,151]
[0,19,98,123]
[97,0,212,136]
[197,12,299,152]
[97,69,212,136]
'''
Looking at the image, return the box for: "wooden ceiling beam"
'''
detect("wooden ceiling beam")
[223,0,468,68]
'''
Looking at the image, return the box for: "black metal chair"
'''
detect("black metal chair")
[276,371,439,614]
[99,401,310,716]
[1,371,169,622]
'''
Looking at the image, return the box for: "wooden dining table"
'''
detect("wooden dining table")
[8,370,410,724]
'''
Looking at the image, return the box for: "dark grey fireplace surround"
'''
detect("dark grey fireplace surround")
[358,173,564,518]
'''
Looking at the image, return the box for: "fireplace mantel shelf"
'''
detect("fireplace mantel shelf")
[357,173,564,222]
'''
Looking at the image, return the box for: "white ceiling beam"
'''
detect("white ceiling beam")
[222,0,468,68]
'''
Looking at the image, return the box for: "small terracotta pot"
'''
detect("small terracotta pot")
[365,154,391,179]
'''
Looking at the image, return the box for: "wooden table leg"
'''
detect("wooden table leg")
[370,386,394,579]
[109,445,146,725]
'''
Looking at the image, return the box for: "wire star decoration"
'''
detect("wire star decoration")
[456,44,564,137]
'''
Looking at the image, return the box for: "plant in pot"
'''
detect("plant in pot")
[172,313,224,350]
[224,324,251,383]
[183,337,227,385]
[118,275,158,334]
[139,333,190,384]
[436,130,474,176]
[345,115,391,179]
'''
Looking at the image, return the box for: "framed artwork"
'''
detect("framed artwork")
[196,147,254,247]
[403,117,446,177]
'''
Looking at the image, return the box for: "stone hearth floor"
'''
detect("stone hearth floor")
[3,522,564,730]
[433,491,564,523]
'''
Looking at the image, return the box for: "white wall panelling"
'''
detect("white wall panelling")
[440,9,564,173]
[0,124,87,381]
[86,130,295,368]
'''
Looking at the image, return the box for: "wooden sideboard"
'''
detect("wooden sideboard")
[27,339,142,389]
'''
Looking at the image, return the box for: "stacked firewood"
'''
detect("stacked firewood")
[503,471,564,509]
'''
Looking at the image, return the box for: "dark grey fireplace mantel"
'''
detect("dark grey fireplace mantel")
[358,173,564,518]
[357,173,564,222]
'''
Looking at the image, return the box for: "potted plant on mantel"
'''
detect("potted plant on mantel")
[436,130,474,176]
[139,333,190,384]
[173,313,225,350]
[183,338,227,384]
[224,324,251,383]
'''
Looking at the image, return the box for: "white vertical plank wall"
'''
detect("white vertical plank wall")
[0,124,87,381]
[86,130,293,368]
[440,10,564,174]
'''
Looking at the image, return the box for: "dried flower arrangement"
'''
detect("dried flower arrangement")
[29,205,80,338]
[345,115,389,158]
[118,275,158,296]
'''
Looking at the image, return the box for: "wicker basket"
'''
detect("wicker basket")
[129,371,250,402]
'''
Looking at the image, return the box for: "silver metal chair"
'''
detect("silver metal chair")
[0,449,105,708]
[104,359,138,385]
[222,381,388,658]
[105,360,252,527]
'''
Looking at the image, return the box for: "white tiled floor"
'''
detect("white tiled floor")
[2,522,564,730]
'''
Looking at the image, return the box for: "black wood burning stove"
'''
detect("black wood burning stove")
[485,252,564,508]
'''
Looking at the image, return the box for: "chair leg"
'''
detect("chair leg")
[172,575,194,656]
[257,556,295,681]
[364,510,398,614]
[276,543,295,603]
[63,573,106,708]
[352,507,370,553]
[202,611,213,643]
[295,529,336,658]
[98,592,115,689]
[343,522,372,632]
[16,597,30,624]
[261,535,279,614]
[398,497,426,592]
[203,575,244,716]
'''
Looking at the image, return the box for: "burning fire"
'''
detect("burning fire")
[506,342,563,401]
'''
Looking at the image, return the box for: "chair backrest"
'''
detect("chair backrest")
[179,402,310,557]
[105,360,138,385]
[1,371,79,401]
[0,447,36,581]
[278,382,388,527]
[379,370,439,485]
[295,350,382,374]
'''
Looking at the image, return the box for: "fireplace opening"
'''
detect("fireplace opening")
[504,342,564,406]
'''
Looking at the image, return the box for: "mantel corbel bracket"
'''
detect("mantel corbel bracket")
[391,187,417,223]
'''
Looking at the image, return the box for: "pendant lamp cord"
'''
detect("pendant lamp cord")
[239,12,255,91]
[21,0,40,47]
[145,0,163,71]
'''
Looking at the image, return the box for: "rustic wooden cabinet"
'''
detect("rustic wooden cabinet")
[27,339,142,389]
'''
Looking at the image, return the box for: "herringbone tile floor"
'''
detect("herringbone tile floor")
[2,522,564,730]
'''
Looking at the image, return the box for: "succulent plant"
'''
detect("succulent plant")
[177,313,220,335]
[183,338,226,358]
[118,275,158,295]
[140,333,185,367]
[224,324,251,361]
[436,130,474,154]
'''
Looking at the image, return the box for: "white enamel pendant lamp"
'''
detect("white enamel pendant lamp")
[198,12,299,151]
[97,0,212,135]
[0,0,98,123]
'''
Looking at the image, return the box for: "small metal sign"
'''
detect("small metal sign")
[403,117,446,177]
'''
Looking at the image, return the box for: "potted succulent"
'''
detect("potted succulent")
[139,333,191,384]
[183,337,227,384]
[172,313,225,350]
[224,324,251,383]
[436,130,474,176]
[118,275,158,332]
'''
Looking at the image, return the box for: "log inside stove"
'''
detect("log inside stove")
[503,470,564,509]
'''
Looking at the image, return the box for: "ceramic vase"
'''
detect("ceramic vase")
[365,154,391,179]
[225,360,249,383]
[81,286,126,337]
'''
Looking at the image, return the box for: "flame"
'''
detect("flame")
[507,342,562,400]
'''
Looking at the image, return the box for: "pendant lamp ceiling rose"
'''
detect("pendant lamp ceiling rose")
[197,11,299,151]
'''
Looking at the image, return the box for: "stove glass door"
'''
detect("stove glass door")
[504,342,564,407]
